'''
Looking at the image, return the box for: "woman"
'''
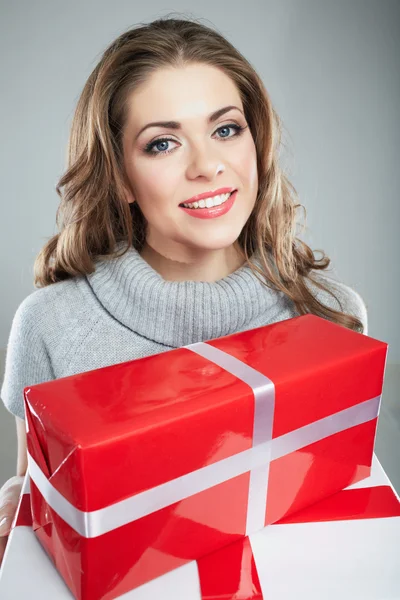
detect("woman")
[0,16,366,566]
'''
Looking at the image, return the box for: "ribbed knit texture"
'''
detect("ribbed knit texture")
[86,246,294,348]
[1,244,368,420]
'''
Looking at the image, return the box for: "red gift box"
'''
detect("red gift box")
[23,314,387,600]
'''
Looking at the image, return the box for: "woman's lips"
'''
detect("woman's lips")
[179,190,237,219]
[180,187,235,205]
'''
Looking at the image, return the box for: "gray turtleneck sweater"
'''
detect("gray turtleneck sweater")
[1,246,367,421]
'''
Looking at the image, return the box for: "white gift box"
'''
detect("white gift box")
[0,454,399,600]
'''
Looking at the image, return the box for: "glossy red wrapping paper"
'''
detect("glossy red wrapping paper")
[23,315,388,600]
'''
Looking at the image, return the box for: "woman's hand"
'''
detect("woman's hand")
[0,476,24,567]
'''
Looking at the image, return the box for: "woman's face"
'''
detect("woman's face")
[122,63,258,261]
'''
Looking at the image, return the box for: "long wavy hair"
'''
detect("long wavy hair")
[34,15,363,332]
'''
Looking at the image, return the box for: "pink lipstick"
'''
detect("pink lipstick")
[179,190,237,220]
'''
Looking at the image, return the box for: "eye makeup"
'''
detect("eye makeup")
[143,123,247,157]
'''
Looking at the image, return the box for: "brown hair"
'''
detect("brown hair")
[34,15,363,332]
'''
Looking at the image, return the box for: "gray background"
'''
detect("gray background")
[0,0,399,490]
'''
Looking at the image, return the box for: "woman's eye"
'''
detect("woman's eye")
[216,125,239,139]
[144,123,245,156]
[144,138,178,156]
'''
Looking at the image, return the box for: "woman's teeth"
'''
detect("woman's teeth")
[182,192,232,209]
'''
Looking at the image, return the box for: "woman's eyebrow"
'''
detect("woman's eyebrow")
[135,105,244,141]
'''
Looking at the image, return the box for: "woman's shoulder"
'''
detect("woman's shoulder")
[13,276,87,326]
[307,271,368,335]
[10,276,97,349]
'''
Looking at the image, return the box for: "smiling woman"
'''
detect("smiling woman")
[25,16,365,333]
[0,14,368,568]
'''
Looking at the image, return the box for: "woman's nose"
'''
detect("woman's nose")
[185,145,225,181]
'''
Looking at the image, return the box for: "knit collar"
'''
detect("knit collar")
[86,244,283,347]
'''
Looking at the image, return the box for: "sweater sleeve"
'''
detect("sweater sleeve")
[0,294,55,421]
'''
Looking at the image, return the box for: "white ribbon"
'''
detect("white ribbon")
[185,342,275,535]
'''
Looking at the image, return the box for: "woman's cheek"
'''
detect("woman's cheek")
[239,142,258,190]
[131,161,168,197]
